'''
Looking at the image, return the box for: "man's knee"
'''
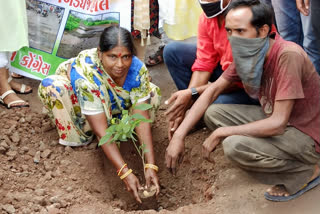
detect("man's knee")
[204,104,225,130]
[163,42,181,65]
[222,136,247,163]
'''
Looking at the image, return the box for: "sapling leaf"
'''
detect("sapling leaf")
[123,126,130,133]
[134,103,153,111]
[132,113,146,120]
[99,131,113,146]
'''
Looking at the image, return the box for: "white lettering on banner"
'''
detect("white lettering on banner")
[19,52,51,76]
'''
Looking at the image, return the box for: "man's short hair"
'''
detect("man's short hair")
[226,0,273,34]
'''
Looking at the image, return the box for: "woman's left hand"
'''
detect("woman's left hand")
[145,168,160,196]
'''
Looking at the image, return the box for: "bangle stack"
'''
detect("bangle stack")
[117,163,128,176]
[144,163,159,172]
[117,163,132,180]
[120,169,133,180]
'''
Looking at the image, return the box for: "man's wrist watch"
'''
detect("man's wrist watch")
[190,87,199,100]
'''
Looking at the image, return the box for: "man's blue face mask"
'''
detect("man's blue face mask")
[198,0,230,18]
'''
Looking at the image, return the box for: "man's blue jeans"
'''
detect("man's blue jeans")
[271,0,320,74]
[163,42,259,105]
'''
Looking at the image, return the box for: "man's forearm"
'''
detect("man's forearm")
[188,71,212,89]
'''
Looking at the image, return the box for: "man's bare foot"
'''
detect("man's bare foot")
[266,165,320,197]
[266,185,289,197]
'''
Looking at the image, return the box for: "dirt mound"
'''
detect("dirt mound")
[0,106,232,213]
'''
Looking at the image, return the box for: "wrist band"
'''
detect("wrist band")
[117,163,128,176]
[120,169,133,180]
[144,164,159,172]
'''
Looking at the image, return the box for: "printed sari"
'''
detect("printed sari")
[38,48,161,146]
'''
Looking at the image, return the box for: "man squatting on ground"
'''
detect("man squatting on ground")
[165,0,320,202]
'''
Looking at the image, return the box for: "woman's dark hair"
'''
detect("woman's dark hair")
[99,26,136,55]
[226,0,274,34]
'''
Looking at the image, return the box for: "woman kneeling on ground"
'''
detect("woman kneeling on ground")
[38,26,161,203]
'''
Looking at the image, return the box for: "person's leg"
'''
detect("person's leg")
[271,0,303,46]
[0,52,29,108]
[301,2,320,74]
[311,0,320,50]
[163,42,197,90]
[204,104,320,196]
[38,75,93,146]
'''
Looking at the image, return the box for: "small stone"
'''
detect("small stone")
[10,132,20,144]
[50,140,58,147]
[39,208,48,214]
[49,196,61,204]
[21,207,31,214]
[34,151,41,164]
[21,165,29,171]
[41,149,52,159]
[44,171,52,180]
[47,206,60,214]
[25,115,32,123]
[21,146,29,153]
[39,141,47,151]
[6,151,17,159]
[3,135,11,145]
[35,189,46,196]
[66,187,73,193]
[44,161,53,171]
[19,118,26,123]
[64,146,73,153]
[0,141,9,149]
[60,160,71,166]
[2,204,16,213]
[33,196,47,206]
[0,146,7,154]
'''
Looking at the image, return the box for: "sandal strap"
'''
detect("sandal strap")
[20,84,26,93]
[1,90,15,100]
[7,100,27,108]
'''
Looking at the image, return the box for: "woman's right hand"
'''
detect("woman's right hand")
[123,172,142,203]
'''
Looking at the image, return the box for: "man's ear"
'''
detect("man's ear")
[258,24,270,38]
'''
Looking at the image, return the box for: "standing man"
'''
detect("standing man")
[270,0,320,74]
[166,0,320,201]
[164,0,260,168]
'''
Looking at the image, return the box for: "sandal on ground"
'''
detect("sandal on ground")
[0,90,29,109]
[264,176,320,202]
[11,73,24,79]
[146,45,165,66]
[8,76,33,94]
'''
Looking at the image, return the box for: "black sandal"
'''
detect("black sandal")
[146,45,165,66]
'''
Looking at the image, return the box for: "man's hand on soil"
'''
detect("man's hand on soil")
[165,89,192,123]
[202,129,224,162]
[168,116,184,140]
[165,135,185,176]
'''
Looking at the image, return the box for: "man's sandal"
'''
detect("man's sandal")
[8,76,33,94]
[264,176,320,202]
[0,90,29,109]
[145,45,165,66]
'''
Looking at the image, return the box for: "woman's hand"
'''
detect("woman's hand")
[144,168,160,196]
[123,172,142,203]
